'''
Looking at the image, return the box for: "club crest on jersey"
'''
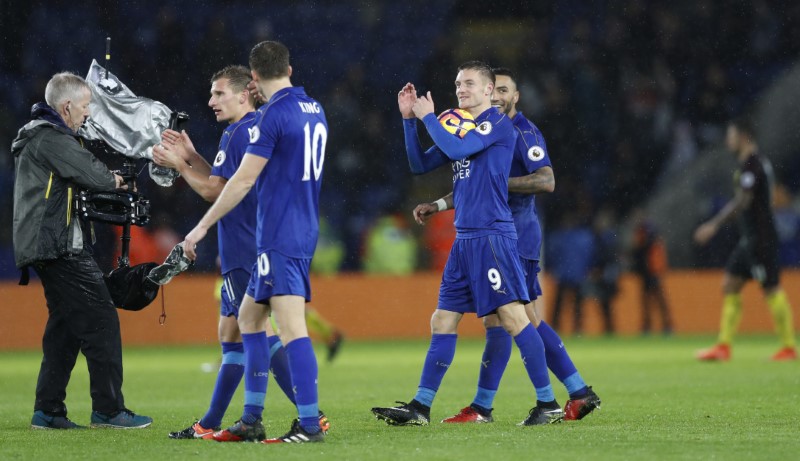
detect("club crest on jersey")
[248,126,260,143]
[528,146,545,162]
[213,150,226,167]
[476,121,493,135]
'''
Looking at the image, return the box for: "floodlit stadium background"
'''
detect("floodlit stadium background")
[2,0,800,343]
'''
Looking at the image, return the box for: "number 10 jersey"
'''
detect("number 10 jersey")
[245,86,327,259]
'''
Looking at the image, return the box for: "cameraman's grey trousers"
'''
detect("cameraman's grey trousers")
[32,251,125,416]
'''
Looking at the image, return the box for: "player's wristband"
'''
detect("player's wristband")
[434,199,448,212]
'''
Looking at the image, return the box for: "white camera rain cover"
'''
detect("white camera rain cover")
[78,59,178,186]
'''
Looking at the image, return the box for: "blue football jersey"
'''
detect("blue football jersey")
[508,112,552,261]
[245,87,327,258]
[210,111,258,274]
[448,107,517,239]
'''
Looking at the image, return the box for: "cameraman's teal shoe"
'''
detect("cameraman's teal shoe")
[31,410,85,430]
[91,409,152,429]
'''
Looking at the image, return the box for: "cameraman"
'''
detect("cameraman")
[12,72,151,430]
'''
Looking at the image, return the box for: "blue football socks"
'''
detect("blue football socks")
[199,342,244,429]
[241,332,269,423]
[472,327,511,411]
[514,324,555,403]
[537,321,588,398]
[267,335,296,405]
[414,333,458,408]
[285,337,320,434]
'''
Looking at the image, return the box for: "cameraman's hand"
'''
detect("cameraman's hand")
[113,174,128,190]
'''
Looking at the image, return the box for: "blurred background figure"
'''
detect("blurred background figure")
[693,118,796,361]
[362,214,418,275]
[307,219,348,362]
[548,211,594,335]
[773,184,800,267]
[631,209,673,335]
[311,217,346,276]
[588,208,620,335]
[305,307,345,363]
[419,212,456,273]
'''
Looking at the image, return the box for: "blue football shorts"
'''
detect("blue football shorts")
[220,268,251,318]
[438,234,530,317]
[521,258,543,301]
[246,250,312,305]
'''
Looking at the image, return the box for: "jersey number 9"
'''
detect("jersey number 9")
[303,122,327,181]
[487,268,502,291]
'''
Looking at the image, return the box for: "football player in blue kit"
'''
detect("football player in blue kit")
[411,68,601,423]
[183,41,328,444]
[371,62,562,426]
[153,65,325,439]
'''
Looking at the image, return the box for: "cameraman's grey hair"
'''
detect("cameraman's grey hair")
[44,72,89,108]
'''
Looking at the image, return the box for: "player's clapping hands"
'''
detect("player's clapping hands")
[153,129,195,170]
[398,83,418,119]
[412,91,435,120]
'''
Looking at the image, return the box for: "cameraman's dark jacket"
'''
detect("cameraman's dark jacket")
[12,103,116,268]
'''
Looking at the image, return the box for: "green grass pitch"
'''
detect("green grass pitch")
[0,336,797,460]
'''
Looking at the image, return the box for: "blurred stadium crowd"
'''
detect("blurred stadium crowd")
[2,0,800,279]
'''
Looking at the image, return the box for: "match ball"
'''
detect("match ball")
[438,108,476,138]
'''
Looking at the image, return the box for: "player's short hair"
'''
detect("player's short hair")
[457,61,495,85]
[210,65,253,94]
[44,72,89,108]
[492,67,517,86]
[730,114,757,139]
[249,41,290,80]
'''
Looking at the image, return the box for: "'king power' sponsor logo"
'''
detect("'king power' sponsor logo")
[452,158,471,183]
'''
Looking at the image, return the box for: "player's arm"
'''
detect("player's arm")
[153,134,225,202]
[694,188,753,245]
[403,119,449,174]
[183,153,267,259]
[398,83,448,174]
[412,91,484,161]
[508,166,555,194]
[412,192,454,225]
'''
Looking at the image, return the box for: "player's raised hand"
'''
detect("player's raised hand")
[247,80,266,104]
[693,222,718,246]
[412,202,439,226]
[398,83,417,119]
[412,91,435,120]
[177,130,197,157]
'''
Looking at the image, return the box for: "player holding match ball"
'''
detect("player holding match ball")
[411,68,600,423]
[372,62,562,426]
